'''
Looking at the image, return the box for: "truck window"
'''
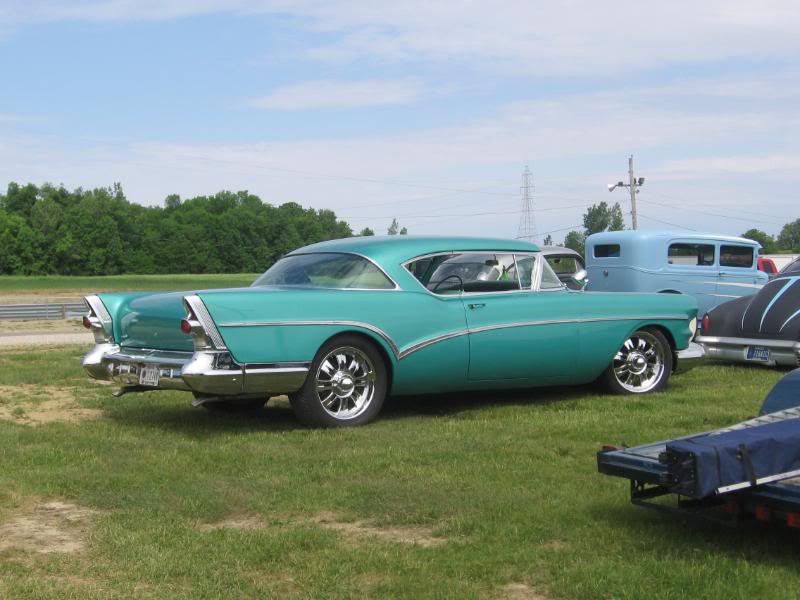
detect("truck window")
[668,243,714,266]
[720,245,754,268]
[594,244,620,258]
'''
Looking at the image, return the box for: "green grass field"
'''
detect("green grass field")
[0,347,795,599]
[0,274,259,297]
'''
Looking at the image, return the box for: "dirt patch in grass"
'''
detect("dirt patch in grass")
[500,583,549,600]
[313,511,447,547]
[0,385,101,425]
[196,513,266,532]
[0,501,99,554]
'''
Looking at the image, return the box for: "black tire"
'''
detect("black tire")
[196,395,268,414]
[600,328,673,395]
[289,334,388,427]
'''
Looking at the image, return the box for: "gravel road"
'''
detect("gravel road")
[0,332,94,348]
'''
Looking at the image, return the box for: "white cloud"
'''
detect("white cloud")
[5,1,800,75]
[656,154,800,178]
[246,79,424,110]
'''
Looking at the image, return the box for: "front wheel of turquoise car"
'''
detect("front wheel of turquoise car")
[601,328,674,395]
[289,335,388,427]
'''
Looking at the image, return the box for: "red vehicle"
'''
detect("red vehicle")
[758,257,779,279]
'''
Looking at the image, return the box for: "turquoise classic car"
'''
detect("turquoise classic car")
[82,236,702,427]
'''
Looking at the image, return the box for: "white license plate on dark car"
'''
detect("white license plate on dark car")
[746,346,771,362]
[139,364,160,386]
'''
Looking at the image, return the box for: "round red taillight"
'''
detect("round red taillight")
[702,313,711,332]
[82,316,92,329]
[180,319,193,334]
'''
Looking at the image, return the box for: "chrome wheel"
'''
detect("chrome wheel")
[612,331,665,393]
[315,346,376,420]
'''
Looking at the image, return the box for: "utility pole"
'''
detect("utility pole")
[516,165,537,242]
[608,155,645,230]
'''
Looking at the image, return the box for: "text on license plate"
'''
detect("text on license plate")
[746,346,771,362]
[139,364,160,386]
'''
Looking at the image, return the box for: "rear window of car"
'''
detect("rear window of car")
[546,255,580,275]
[781,258,800,275]
[720,245,754,268]
[594,244,620,258]
[668,243,714,266]
[252,253,395,289]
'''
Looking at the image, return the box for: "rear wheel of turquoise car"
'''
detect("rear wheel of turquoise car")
[289,334,387,427]
[602,328,673,394]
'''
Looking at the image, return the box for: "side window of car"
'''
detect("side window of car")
[539,259,565,290]
[668,243,715,266]
[407,253,521,294]
[720,245,754,268]
[515,255,535,288]
[594,244,620,258]
[547,255,579,276]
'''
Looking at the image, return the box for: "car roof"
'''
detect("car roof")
[290,235,541,264]
[540,245,582,257]
[586,229,760,246]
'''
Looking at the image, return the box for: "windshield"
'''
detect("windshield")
[252,253,395,289]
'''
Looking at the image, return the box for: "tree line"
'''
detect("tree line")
[0,182,408,276]
[556,201,800,257]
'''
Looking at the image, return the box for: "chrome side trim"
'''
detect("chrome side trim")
[221,315,689,361]
[220,320,402,358]
[398,330,470,359]
[184,295,227,349]
[467,315,687,337]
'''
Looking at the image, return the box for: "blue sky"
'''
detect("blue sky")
[1,1,799,241]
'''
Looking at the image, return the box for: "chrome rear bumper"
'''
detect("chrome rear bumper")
[82,344,309,396]
[673,341,706,373]
[695,336,800,367]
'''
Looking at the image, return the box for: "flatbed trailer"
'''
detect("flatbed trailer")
[598,369,800,528]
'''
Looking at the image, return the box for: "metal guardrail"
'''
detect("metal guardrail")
[0,303,86,321]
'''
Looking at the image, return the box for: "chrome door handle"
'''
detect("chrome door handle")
[468,303,486,309]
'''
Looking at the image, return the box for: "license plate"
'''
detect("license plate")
[139,364,160,387]
[746,346,771,362]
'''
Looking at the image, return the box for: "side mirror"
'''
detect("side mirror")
[571,269,588,288]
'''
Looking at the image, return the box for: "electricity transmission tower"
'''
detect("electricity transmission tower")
[516,165,537,242]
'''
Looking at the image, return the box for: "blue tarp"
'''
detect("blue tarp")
[665,419,800,498]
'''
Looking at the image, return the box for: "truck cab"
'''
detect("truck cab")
[585,230,767,318]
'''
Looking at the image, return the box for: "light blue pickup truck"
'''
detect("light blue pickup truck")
[585,230,767,318]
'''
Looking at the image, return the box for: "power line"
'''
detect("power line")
[341,203,591,220]
[638,213,698,231]
[638,198,785,226]
[645,190,787,222]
